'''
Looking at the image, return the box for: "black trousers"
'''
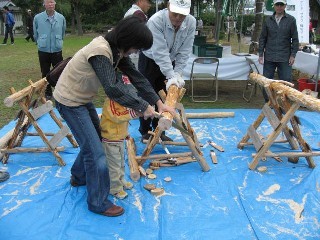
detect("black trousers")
[3,24,14,44]
[138,53,172,135]
[38,51,63,97]
[26,28,35,42]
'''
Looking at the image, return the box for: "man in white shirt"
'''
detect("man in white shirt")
[138,0,196,142]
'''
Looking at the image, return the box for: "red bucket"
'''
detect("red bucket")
[297,78,320,92]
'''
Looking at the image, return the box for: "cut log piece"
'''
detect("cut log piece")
[250,73,320,112]
[4,78,47,107]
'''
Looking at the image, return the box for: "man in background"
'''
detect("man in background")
[124,0,152,23]
[124,0,152,68]
[138,0,196,142]
[25,9,35,42]
[1,6,15,45]
[33,0,66,100]
[258,0,298,101]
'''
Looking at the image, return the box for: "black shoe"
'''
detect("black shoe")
[142,133,151,141]
[70,176,86,187]
[160,133,173,142]
[0,171,10,183]
[25,38,29,42]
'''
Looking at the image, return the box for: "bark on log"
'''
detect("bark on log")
[4,78,47,107]
[185,112,234,118]
[126,137,140,182]
[250,73,320,112]
[1,146,65,153]
[158,85,179,131]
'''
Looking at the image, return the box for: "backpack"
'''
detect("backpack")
[46,57,72,87]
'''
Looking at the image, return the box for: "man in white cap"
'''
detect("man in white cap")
[138,0,196,142]
[258,0,299,101]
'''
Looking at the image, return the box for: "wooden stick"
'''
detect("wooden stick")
[252,151,320,158]
[142,139,203,146]
[1,146,65,153]
[185,112,235,118]
[238,139,288,147]
[126,137,140,182]
[136,152,193,161]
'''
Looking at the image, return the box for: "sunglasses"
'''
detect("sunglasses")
[275,3,285,6]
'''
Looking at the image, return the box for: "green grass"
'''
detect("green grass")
[0,33,264,129]
[0,34,96,128]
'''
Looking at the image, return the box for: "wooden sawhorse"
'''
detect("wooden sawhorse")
[238,73,320,170]
[126,85,210,182]
[1,78,78,166]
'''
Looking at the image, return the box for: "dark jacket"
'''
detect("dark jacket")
[259,12,299,62]
[26,14,33,29]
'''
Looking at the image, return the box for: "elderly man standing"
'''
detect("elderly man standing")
[138,0,196,142]
[258,0,299,101]
[33,0,66,100]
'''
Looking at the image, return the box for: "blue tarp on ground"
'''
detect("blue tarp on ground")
[0,109,319,240]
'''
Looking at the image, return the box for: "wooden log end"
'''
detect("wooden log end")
[158,117,172,131]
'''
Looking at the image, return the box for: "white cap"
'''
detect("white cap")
[27,9,31,12]
[169,0,191,16]
[274,0,286,4]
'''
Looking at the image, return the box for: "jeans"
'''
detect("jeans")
[55,101,113,213]
[262,60,292,101]
[3,24,14,44]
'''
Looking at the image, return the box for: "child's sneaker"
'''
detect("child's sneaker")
[123,181,133,190]
[113,190,128,200]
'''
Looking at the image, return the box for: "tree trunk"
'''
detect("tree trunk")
[249,0,264,54]
[214,0,223,43]
[74,1,83,36]
[251,0,264,42]
[71,1,76,35]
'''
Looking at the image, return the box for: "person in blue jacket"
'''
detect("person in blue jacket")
[1,6,15,45]
[33,0,66,100]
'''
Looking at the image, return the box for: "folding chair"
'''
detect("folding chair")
[243,57,259,102]
[189,57,219,102]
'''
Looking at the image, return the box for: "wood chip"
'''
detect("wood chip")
[257,166,267,173]
[164,177,172,182]
[138,166,146,176]
[147,173,157,179]
[151,188,164,196]
[144,184,156,191]
[146,168,153,174]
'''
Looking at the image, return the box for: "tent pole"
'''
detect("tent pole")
[315,52,320,91]
[238,0,244,53]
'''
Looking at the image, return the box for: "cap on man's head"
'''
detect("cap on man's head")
[273,0,286,4]
[169,0,191,16]
[27,9,31,12]
[3,6,9,11]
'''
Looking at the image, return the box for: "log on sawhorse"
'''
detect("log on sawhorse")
[126,85,210,182]
[1,78,78,166]
[238,73,320,170]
